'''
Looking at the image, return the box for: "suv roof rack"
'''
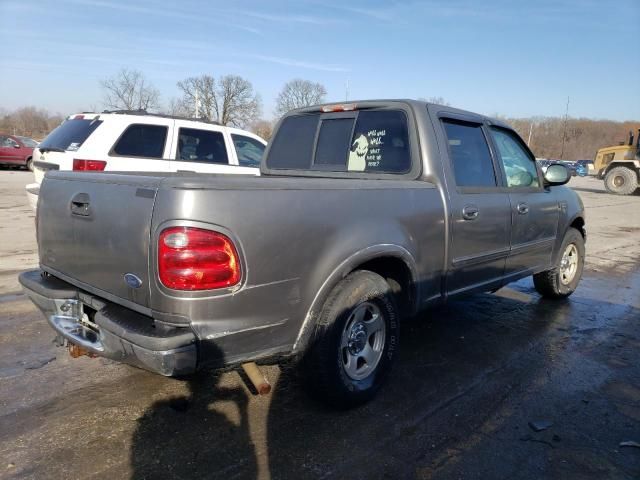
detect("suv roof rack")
[92,109,222,126]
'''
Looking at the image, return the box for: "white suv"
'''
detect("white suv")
[26,111,266,210]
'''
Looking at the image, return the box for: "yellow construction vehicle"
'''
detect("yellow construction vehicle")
[595,129,640,195]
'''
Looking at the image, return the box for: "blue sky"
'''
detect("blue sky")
[1,0,638,121]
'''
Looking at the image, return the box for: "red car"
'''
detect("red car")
[0,134,37,170]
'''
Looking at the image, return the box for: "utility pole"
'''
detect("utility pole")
[195,89,200,118]
[527,121,534,147]
[560,96,569,160]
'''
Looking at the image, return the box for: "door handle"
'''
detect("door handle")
[462,205,479,220]
[517,203,529,215]
[70,192,91,216]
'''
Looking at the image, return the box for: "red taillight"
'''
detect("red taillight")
[73,159,107,171]
[158,227,241,290]
[320,103,357,113]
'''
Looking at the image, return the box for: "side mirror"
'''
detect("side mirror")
[13,143,21,148]
[544,163,570,186]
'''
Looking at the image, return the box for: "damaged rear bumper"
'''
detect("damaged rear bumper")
[19,269,197,376]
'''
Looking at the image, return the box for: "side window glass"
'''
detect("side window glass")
[178,128,229,164]
[490,127,540,188]
[0,136,9,146]
[113,124,167,158]
[442,120,497,187]
[231,135,265,167]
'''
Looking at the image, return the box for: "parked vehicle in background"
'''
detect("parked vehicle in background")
[573,162,587,177]
[21,100,585,408]
[576,159,595,175]
[0,134,38,170]
[594,129,640,195]
[537,159,586,177]
[25,110,267,210]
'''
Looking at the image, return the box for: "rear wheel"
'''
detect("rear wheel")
[25,157,33,172]
[604,166,638,195]
[533,227,584,298]
[304,270,399,408]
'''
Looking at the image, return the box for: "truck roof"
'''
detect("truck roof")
[289,99,511,129]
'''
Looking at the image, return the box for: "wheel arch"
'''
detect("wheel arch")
[570,216,586,239]
[292,245,419,354]
[604,161,640,177]
[552,214,586,265]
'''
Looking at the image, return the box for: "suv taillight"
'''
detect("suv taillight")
[158,227,241,290]
[73,159,107,171]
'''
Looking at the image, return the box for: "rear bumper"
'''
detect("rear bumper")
[19,269,197,376]
[25,183,39,211]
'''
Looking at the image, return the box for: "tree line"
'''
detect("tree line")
[100,68,326,140]
[2,68,637,160]
[504,116,639,161]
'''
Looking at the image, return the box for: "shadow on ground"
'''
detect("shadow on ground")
[128,271,640,479]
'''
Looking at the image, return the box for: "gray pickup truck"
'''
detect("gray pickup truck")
[20,100,585,407]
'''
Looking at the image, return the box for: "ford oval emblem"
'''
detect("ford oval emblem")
[124,273,143,289]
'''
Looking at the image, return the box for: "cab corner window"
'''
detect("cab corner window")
[490,127,540,188]
[442,120,497,187]
[232,134,265,167]
[113,124,167,158]
[178,128,229,164]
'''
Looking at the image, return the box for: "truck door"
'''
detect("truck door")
[438,117,512,296]
[487,126,559,278]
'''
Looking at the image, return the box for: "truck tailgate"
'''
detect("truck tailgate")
[37,172,163,309]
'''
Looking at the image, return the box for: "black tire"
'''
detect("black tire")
[533,227,584,299]
[304,270,399,408]
[604,166,638,195]
[25,157,33,172]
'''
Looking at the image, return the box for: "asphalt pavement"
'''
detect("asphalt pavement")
[0,170,639,479]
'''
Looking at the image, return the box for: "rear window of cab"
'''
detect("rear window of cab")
[266,110,411,174]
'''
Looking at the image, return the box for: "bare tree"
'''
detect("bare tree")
[249,119,275,141]
[176,74,261,127]
[217,75,261,127]
[420,96,451,106]
[100,68,161,111]
[0,107,64,139]
[176,75,217,120]
[164,97,192,117]
[275,79,327,117]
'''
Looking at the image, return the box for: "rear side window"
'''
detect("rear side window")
[39,118,102,152]
[112,124,167,158]
[267,109,411,174]
[231,134,265,167]
[177,128,228,164]
[442,120,497,187]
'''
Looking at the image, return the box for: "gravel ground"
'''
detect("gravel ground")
[0,170,638,480]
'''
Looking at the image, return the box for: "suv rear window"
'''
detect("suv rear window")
[112,124,167,158]
[39,118,103,152]
[267,109,411,174]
